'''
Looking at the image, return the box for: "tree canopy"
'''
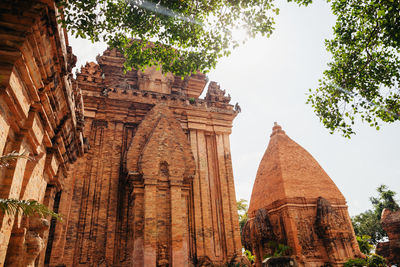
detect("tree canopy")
[58,0,310,76]
[307,0,400,137]
[58,0,399,135]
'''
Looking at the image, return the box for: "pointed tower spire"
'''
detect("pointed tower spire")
[249,123,345,214]
[271,122,285,137]
[244,123,362,266]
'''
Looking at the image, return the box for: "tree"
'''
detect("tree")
[307,0,400,137]
[370,184,400,220]
[237,198,248,233]
[356,235,373,255]
[0,152,61,220]
[351,184,399,245]
[57,0,310,76]
[352,210,384,245]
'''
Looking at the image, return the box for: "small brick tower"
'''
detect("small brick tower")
[242,123,363,266]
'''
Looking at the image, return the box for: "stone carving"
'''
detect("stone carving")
[196,256,213,267]
[376,209,400,265]
[5,217,50,267]
[66,45,77,73]
[253,209,276,243]
[157,244,169,267]
[205,81,232,103]
[234,102,242,113]
[121,78,131,93]
[242,208,277,257]
[297,216,317,256]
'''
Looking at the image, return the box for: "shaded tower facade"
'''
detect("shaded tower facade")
[46,49,242,266]
[242,123,363,266]
[0,1,84,266]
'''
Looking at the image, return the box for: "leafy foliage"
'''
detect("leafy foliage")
[352,184,399,244]
[352,210,384,245]
[0,199,61,221]
[367,254,386,267]
[264,241,291,258]
[57,0,311,76]
[344,258,368,267]
[307,0,400,137]
[356,235,373,255]
[237,198,248,233]
[344,254,387,267]
[370,184,400,220]
[0,151,31,168]
[244,250,255,264]
[0,152,61,220]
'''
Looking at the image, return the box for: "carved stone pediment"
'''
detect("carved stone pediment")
[126,103,195,183]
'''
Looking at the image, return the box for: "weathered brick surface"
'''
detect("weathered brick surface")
[1,2,241,265]
[0,0,84,266]
[48,50,242,266]
[376,209,400,265]
[243,123,363,267]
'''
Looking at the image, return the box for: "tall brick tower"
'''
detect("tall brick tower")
[242,123,363,266]
[46,48,242,266]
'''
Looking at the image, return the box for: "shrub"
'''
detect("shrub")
[367,254,386,267]
[344,258,367,267]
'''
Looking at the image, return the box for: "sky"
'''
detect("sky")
[69,1,400,216]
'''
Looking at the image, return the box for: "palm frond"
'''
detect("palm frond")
[0,199,62,221]
[0,151,33,168]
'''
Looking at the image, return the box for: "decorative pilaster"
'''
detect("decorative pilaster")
[143,178,157,267]
[170,178,188,267]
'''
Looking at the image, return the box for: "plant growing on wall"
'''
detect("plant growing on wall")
[0,152,61,220]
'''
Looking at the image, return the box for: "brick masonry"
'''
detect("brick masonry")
[242,123,364,267]
[0,1,84,266]
[46,49,242,266]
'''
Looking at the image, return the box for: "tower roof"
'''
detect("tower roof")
[248,123,346,215]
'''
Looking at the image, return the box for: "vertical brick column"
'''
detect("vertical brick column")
[143,178,157,267]
[0,137,29,267]
[222,133,242,255]
[170,178,188,267]
[195,130,214,258]
[0,100,10,155]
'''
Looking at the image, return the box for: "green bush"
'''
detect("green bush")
[367,254,386,267]
[344,254,387,267]
[356,235,373,255]
[344,258,367,267]
[244,250,254,264]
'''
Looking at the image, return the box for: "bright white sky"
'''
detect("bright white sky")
[69,1,400,216]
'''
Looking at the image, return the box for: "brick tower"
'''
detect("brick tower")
[46,48,242,266]
[242,123,363,266]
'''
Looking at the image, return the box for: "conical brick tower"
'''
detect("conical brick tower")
[242,123,363,266]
